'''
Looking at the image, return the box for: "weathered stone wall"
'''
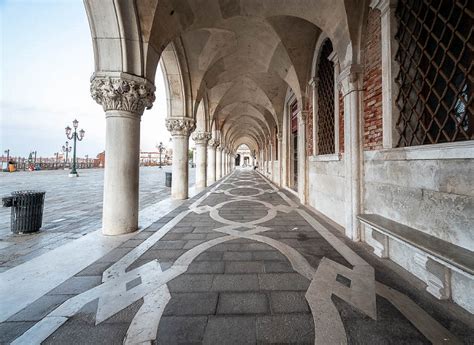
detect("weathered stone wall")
[363,143,474,313]
[363,152,474,250]
[362,8,383,151]
[308,159,345,227]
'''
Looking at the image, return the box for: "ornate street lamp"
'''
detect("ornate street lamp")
[65,119,85,177]
[157,142,165,168]
[61,141,72,168]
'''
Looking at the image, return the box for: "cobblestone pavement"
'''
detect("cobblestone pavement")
[0,167,195,271]
[1,169,472,344]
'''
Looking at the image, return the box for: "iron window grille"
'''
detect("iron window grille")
[394,0,473,147]
[317,39,336,154]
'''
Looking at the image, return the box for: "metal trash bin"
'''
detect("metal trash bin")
[165,172,172,187]
[2,191,46,234]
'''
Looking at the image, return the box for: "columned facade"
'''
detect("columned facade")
[90,73,155,235]
[166,118,195,200]
[192,131,211,189]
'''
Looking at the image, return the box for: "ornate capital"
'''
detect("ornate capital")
[166,117,195,137]
[208,138,219,148]
[338,64,364,96]
[308,77,319,88]
[90,72,155,115]
[299,110,310,123]
[277,133,282,141]
[192,131,211,145]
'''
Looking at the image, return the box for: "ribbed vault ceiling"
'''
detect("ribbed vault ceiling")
[86,0,368,152]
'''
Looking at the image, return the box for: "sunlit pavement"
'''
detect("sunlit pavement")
[0,166,195,271]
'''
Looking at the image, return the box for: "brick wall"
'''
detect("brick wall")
[307,102,313,156]
[363,8,383,150]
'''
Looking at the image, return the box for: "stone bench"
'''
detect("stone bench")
[357,214,474,300]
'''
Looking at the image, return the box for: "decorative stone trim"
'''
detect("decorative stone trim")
[364,141,474,161]
[192,131,211,145]
[165,117,195,137]
[309,153,342,162]
[90,73,156,115]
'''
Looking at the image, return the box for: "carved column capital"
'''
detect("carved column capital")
[192,131,211,145]
[277,133,282,141]
[338,64,364,96]
[208,138,219,148]
[90,72,155,115]
[166,117,196,137]
[299,110,310,123]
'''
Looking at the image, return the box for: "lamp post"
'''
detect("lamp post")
[65,119,85,177]
[157,142,165,168]
[61,141,72,169]
[4,149,9,171]
[85,154,89,168]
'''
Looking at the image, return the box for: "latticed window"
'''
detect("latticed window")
[317,39,335,154]
[395,0,473,146]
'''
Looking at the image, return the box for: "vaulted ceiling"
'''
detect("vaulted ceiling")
[85,0,369,152]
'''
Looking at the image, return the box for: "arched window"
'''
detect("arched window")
[317,39,335,154]
[395,0,473,146]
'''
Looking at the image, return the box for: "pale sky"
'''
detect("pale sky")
[0,0,170,159]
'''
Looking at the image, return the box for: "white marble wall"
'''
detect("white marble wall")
[364,152,474,251]
[307,159,345,227]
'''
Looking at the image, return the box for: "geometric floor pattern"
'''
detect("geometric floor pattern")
[1,169,472,344]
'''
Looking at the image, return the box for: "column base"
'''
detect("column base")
[69,172,79,177]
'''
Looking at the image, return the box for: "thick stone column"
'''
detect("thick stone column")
[339,65,364,241]
[166,118,195,200]
[192,131,211,189]
[207,139,217,184]
[216,147,222,179]
[221,148,227,176]
[277,133,283,186]
[222,150,226,175]
[298,111,308,204]
[91,73,155,235]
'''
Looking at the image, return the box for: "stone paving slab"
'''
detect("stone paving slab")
[0,169,473,344]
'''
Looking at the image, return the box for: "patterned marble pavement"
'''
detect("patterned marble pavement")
[1,169,473,344]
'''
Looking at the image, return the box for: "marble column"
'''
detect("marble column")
[339,64,364,241]
[221,148,227,176]
[192,131,211,189]
[216,146,222,180]
[91,73,155,235]
[224,150,229,175]
[207,139,217,184]
[298,110,308,204]
[277,133,283,186]
[270,142,274,179]
[166,118,195,200]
